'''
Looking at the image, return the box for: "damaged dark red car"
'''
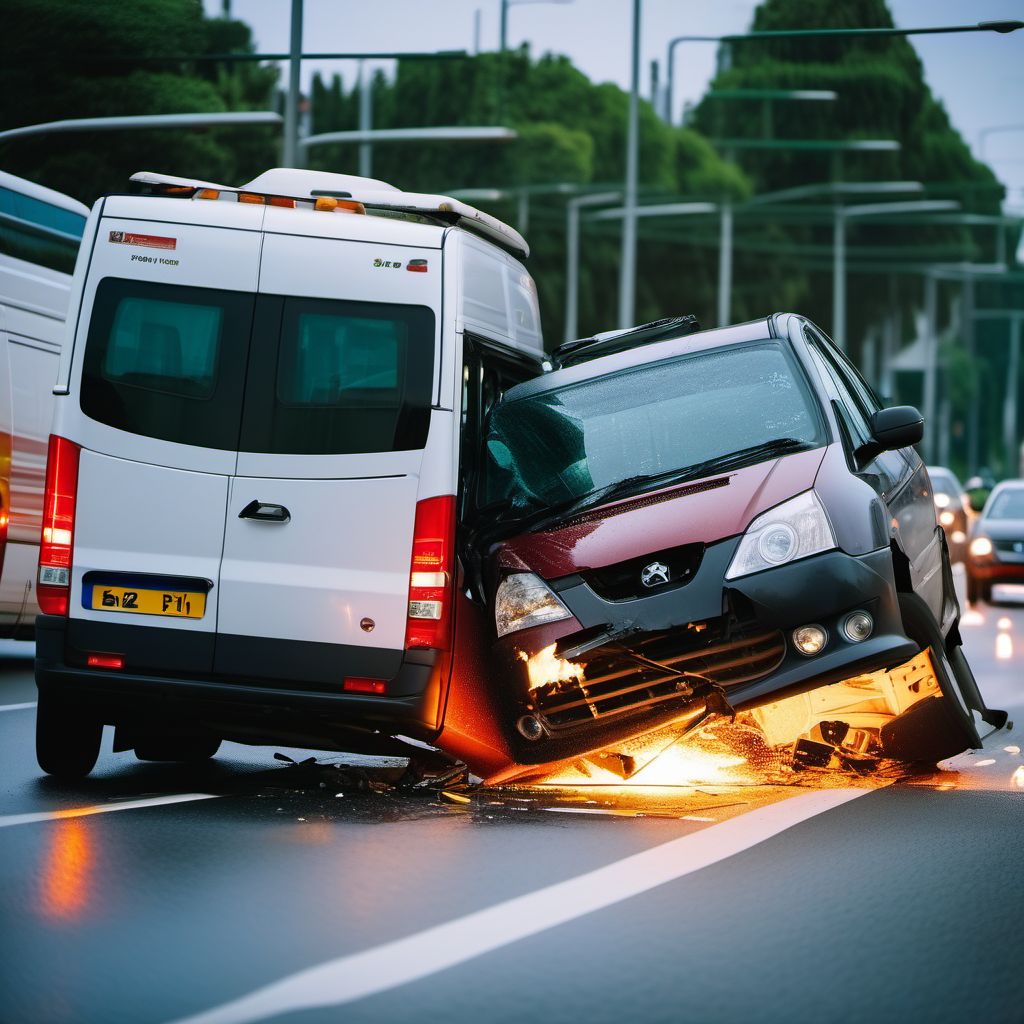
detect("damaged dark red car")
[454,313,1003,784]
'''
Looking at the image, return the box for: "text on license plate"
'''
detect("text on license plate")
[91,586,206,619]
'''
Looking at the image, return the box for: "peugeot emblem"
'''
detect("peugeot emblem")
[641,561,671,588]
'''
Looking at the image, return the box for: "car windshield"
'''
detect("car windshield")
[986,488,1024,521]
[483,339,825,513]
[927,468,961,496]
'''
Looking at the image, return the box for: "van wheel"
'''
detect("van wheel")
[36,692,103,779]
[134,734,221,763]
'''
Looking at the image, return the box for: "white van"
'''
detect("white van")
[0,171,88,637]
[34,168,544,777]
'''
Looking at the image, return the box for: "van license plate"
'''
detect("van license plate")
[91,586,206,619]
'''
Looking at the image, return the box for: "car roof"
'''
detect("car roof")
[503,315,778,404]
[926,465,963,489]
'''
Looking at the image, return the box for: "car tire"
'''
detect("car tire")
[36,692,103,779]
[966,574,979,605]
[896,592,982,755]
[134,734,222,763]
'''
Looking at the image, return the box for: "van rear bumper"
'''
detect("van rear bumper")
[34,615,445,747]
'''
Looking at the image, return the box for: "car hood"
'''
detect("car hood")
[495,446,828,580]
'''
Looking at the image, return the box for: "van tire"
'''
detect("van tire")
[134,734,221,763]
[36,692,102,779]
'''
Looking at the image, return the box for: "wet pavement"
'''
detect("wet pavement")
[1,570,1023,1024]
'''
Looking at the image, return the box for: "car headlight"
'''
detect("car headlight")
[494,573,571,637]
[969,536,993,558]
[939,510,956,527]
[725,490,836,580]
[934,493,951,509]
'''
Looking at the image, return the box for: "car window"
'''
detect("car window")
[485,339,825,509]
[986,489,1024,520]
[803,327,907,494]
[81,277,254,450]
[0,184,85,274]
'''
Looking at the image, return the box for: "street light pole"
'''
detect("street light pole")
[283,0,303,167]
[619,0,641,329]
[358,61,373,177]
[565,191,621,343]
[922,271,938,462]
[717,202,733,327]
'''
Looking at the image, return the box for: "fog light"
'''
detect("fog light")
[516,714,544,741]
[792,624,827,656]
[842,611,874,643]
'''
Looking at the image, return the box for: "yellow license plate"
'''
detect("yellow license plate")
[91,585,206,619]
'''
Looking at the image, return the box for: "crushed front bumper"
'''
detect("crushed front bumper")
[493,542,918,771]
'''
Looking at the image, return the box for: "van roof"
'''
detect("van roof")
[129,168,530,259]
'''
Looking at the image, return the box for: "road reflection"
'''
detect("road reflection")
[39,818,94,921]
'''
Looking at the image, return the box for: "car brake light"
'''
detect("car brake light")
[38,435,81,616]
[87,653,124,670]
[405,495,456,650]
[343,677,386,694]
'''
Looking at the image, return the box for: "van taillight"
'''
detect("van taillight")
[38,435,81,616]
[405,495,456,650]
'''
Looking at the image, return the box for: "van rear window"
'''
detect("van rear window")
[81,278,435,455]
[240,296,434,455]
[81,278,253,450]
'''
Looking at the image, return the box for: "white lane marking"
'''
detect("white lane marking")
[0,792,219,828]
[169,788,869,1024]
[0,701,36,712]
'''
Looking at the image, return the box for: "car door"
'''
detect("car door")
[212,226,442,686]
[804,325,945,623]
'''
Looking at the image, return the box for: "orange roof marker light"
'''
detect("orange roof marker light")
[128,169,529,258]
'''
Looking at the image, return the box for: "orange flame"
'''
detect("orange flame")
[518,644,585,692]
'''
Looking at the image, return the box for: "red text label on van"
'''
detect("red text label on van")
[108,231,177,251]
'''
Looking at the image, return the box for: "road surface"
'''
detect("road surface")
[1,574,1022,1024]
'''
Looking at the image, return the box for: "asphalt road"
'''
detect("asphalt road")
[2,573,1022,1024]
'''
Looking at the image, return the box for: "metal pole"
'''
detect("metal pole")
[923,272,938,463]
[717,201,733,327]
[565,192,621,344]
[619,0,641,329]
[358,61,373,178]
[474,8,482,54]
[1005,316,1021,475]
[964,276,979,474]
[283,0,303,167]
[565,199,581,345]
[500,0,509,50]
[832,205,846,350]
[517,190,529,234]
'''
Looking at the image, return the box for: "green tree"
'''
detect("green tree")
[1,0,279,204]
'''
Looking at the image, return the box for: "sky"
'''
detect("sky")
[206,0,1024,211]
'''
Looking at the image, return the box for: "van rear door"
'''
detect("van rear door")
[65,212,262,673]
[213,224,443,687]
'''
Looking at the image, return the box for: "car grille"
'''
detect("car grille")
[582,543,705,601]
[994,540,1024,557]
[530,623,786,736]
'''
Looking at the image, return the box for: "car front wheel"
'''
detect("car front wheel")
[36,692,103,779]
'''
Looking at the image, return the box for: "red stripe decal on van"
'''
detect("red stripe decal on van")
[108,231,177,250]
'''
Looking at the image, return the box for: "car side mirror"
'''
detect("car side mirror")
[856,405,924,463]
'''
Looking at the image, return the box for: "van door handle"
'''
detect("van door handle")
[238,499,291,523]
